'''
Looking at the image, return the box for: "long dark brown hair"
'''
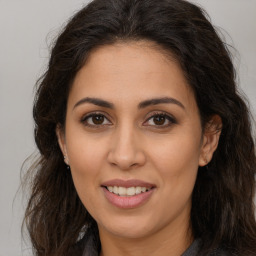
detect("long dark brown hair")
[23,0,256,255]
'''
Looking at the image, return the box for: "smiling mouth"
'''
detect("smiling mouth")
[104,186,153,197]
[101,179,156,208]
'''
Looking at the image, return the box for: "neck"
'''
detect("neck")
[99,217,193,256]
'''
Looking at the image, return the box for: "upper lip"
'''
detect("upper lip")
[101,179,156,188]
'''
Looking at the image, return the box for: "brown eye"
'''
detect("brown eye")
[145,113,177,127]
[92,115,104,124]
[153,115,166,125]
[81,113,111,127]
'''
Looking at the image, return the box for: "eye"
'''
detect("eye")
[144,112,177,127]
[81,113,111,127]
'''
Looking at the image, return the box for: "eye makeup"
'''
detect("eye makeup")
[143,110,177,128]
[80,110,177,130]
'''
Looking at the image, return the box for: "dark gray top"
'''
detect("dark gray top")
[78,236,226,256]
[182,239,201,256]
[68,227,227,256]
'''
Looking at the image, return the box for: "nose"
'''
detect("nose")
[107,125,146,170]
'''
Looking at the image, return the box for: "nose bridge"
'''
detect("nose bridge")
[107,121,145,169]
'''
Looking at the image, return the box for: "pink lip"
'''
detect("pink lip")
[101,179,156,209]
[101,179,155,188]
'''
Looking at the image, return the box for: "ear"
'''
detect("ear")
[56,124,69,165]
[199,115,222,167]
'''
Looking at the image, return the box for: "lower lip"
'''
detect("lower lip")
[102,187,155,209]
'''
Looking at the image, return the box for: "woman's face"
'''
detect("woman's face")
[57,41,217,241]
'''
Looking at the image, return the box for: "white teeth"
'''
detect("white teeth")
[113,186,118,194]
[106,186,150,196]
[118,187,127,196]
[135,186,142,194]
[127,187,135,196]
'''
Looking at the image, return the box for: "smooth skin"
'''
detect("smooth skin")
[57,41,221,256]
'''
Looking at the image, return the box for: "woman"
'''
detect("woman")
[23,0,256,255]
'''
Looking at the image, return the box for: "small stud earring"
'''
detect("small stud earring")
[64,156,70,166]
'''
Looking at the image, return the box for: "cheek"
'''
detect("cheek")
[148,132,201,190]
[151,132,201,166]
[67,130,107,173]
[66,134,107,203]
[149,136,200,222]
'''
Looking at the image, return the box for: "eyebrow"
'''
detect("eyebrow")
[73,97,114,109]
[73,96,185,110]
[138,97,185,109]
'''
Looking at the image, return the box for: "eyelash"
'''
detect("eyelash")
[80,111,177,129]
[144,111,177,128]
[81,112,111,128]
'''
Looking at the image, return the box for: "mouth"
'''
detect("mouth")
[101,179,156,208]
[104,185,153,197]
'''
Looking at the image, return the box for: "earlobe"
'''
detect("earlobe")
[199,115,222,167]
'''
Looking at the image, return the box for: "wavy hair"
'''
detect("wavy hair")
[23,0,256,255]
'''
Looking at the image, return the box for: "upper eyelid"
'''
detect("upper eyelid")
[144,111,176,121]
[81,111,111,121]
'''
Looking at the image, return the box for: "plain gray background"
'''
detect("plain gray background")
[0,0,255,255]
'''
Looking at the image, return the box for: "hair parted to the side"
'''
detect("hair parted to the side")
[23,0,256,255]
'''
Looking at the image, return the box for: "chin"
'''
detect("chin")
[97,214,159,239]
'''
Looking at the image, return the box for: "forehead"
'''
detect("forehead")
[68,41,197,111]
